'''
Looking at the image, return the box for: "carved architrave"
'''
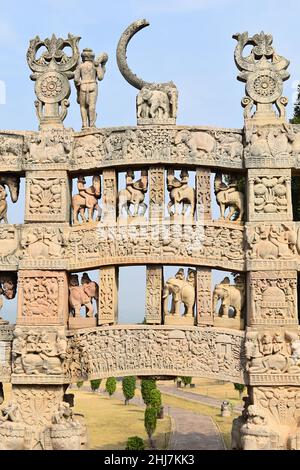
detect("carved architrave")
[149,167,164,222]
[98,267,118,325]
[196,268,213,325]
[102,169,117,223]
[25,171,70,223]
[17,271,68,325]
[65,326,246,383]
[145,266,162,324]
[248,169,292,222]
[248,271,297,326]
[12,326,67,384]
[196,168,211,222]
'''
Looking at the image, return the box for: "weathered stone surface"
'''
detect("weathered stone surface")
[65,325,246,383]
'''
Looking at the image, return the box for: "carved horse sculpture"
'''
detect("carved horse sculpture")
[69,274,98,318]
[214,173,244,221]
[118,171,148,217]
[167,170,195,217]
[72,175,101,224]
[0,176,20,223]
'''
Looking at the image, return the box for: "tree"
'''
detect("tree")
[90,379,101,392]
[141,378,156,406]
[180,376,192,387]
[144,407,157,448]
[76,381,84,389]
[149,388,162,415]
[105,377,117,397]
[122,376,136,405]
[234,383,246,400]
[125,436,145,450]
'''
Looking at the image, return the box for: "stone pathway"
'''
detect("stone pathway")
[167,406,225,450]
[159,384,243,413]
[96,389,225,450]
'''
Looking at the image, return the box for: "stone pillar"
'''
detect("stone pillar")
[102,169,117,223]
[145,265,163,324]
[149,166,165,222]
[196,267,213,326]
[238,130,299,450]
[25,171,70,223]
[98,266,118,325]
[196,168,211,222]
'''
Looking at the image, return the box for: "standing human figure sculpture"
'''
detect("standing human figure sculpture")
[0,184,8,223]
[74,48,108,129]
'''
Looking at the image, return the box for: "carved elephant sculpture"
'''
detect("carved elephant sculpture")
[213,283,244,318]
[137,88,169,119]
[175,130,215,157]
[21,353,62,375]
[163,278,195,317]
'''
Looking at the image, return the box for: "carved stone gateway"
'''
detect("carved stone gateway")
[0,20,299,450]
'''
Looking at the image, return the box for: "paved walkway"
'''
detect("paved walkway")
[96,389,225,450]
[159,384,243,412]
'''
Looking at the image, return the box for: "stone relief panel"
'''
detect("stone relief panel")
[248,169,292,221]
[17,271,68,325]
[246,222,300,270]
[66,222,245,272]
[149,167,164,222]
[145,266,162,325]
[98,267,118,326]
[12,326,67,383]
[65,326,246,383]
[248,271,298,326]
[0,384,86,450]
[0,225,21,270]
[245,330,300,385]
[0,133,24,171]
[20,226,68,269]
[0,340,12,382]
[196,168,211,222]
[25,171,70,222]
[71,127,244,171]
[244,125,298,168]
[23,130,74,170]
[137,84,178,125]
[196,268,213,326]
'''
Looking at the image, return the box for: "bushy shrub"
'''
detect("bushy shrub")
[125,436,145,450]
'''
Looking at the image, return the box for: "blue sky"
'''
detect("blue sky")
[1,0,300,322]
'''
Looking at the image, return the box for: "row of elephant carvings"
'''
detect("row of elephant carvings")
[72,170,243,223]
[2,123,300,167]
[68,270,244,324]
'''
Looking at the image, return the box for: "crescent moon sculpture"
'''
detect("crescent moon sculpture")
[116,19,174,90]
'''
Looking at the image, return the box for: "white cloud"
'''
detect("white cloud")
[136,0,233,14]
